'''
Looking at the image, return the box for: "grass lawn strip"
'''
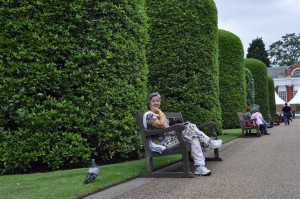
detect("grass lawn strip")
[0,129,241,199]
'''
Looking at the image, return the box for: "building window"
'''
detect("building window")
[278,91,287,102]
[291,68,300,77]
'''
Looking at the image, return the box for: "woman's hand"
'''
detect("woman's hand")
[150,106,161,114]
[150,106,166,129]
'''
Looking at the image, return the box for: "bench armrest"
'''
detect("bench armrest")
[197,121,217,137]
[142,123,186,137]
[197,121,216,129]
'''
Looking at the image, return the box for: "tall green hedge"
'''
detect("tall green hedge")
[244,58,269,117]
[245,68,255,106]
[218,29,246,128]
[0,1,148,174]
[146,0,222,132]
[268,77,276,116]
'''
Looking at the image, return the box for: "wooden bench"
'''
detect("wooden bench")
[236,112,261,137]
[135,110,222,178]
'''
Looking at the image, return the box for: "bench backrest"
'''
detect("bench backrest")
[134,110,149,152]
[165,112,184,125]
[236,112,247,128]
[237,112,258,129]
[135,111,184,130]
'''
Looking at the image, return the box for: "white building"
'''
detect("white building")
[268,63,300,114]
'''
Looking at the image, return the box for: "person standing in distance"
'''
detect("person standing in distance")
[282,103,292,126]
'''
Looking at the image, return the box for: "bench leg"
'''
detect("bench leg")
[141,153,194,178]
[205,148,223,161]
[146,156,153,174]
[181,149,191,176]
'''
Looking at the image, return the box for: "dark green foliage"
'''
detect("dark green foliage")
[245,58,269,118]
[218,29,246,128]
[268,33,300,67]
[146,0,222,133]
[0,0,148,174]
[246,37,270,67]
[245,68,255,106]
[268,77,276,116]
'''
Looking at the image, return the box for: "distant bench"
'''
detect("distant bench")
[236,112,261,137]
[135,110,222,178]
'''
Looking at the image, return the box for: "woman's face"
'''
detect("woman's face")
[149,96,161,111]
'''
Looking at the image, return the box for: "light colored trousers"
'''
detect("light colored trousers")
[189,138,205,166]
[186,124,211,166]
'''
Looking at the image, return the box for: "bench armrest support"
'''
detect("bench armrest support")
[142,123,186,137]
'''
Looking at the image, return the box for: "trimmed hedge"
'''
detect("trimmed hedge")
[218,29,246,128]
[245,68,255,106]
[268,77,276,116]
[0,1,148,174]
[146,0,222,132]
[244,58,269,117]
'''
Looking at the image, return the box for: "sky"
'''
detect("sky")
[214,0,300,56]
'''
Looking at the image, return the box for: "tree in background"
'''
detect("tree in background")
[268,77,276,117]
[218,29,246,128]
[245,58,269,118]
[245,68,255,107]
[146,0,222,132]
[246,37,270,67]
[268,33,300,67]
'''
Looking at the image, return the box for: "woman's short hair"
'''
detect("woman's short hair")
[147,92,161,109]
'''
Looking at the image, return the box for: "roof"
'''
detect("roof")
[267,66,289,78]
[268,64,300,78]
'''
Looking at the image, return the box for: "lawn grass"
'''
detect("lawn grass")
[218,128,242,142]
[0,128,242,199]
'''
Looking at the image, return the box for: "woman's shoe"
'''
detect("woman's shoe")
[208,139,222,149]
[194,165,211,176]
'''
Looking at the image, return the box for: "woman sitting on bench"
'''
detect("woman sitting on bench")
[250,107,270,135]
[144,92,222,176]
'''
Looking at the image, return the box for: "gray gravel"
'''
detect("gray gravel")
[83,118,300,199]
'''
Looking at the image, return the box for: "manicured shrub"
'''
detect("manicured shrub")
[268,77,276,116]
[0,0,148,173]
[218,29,246,128]
[146,0,222,133]
[245,68,255,106]
[245,58,269,117]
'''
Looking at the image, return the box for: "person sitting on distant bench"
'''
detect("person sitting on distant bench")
[262,117,273,128]
[292,110,296,119]
[250,107,270,135]
[244,106,253,127]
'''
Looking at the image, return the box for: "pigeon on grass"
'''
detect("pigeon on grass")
[84,159,99,184]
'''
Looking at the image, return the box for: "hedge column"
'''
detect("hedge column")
[218,29,246,128]
[245,58,269,118]
[146,0,222,132]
